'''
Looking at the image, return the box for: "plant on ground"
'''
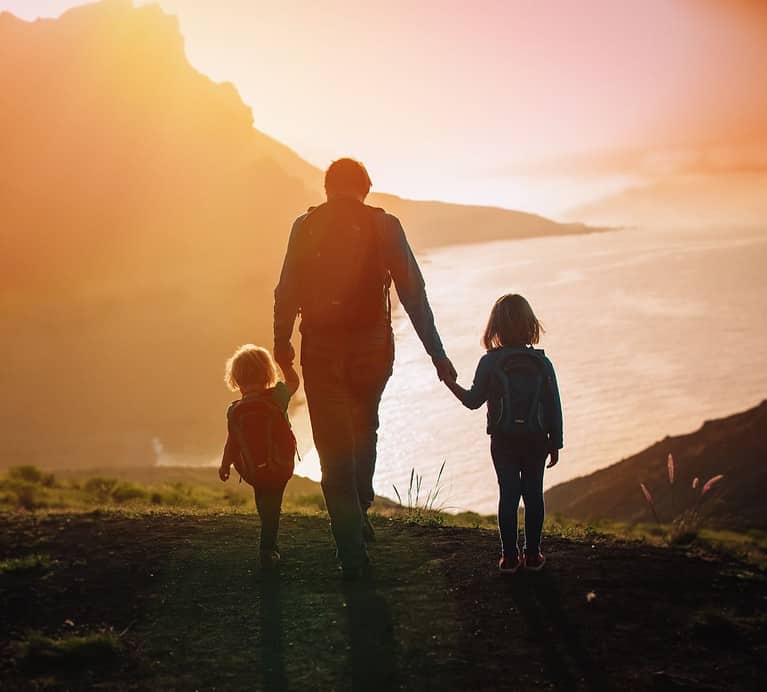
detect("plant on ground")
[291,493,327,513]
[7,465,57,487]
[0,553,54,574]
[392,462,447,526]
[20,631,123,671]
[639,453,725,542]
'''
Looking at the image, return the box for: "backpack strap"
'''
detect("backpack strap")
[368,207,393,325]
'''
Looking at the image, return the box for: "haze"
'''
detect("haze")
[3,0,766,217]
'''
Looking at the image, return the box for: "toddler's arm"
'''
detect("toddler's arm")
[283,363,300,396]
[219,433,237,482]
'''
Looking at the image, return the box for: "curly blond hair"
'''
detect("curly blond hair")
[224,344,279,392]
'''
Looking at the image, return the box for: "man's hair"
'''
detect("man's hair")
[224,344,279,392]
[324,158,372,197]
[483,294,544,349]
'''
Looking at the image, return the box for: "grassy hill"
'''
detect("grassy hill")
[1,508,764,691]
[0,0,600,473]
[545,401,767,532]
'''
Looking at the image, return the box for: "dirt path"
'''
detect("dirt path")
[1,511,765,690]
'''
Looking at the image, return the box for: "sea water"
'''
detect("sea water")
[298,225,767,514]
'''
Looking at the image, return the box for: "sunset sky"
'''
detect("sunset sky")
[3,0,766,215]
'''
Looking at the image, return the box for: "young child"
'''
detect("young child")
[219,344,300,568]
[444,294,563,573]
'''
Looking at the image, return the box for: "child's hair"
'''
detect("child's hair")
[482,294,544,349]
[224,344,279,392]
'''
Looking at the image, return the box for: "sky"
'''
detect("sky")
[2,0,766,216]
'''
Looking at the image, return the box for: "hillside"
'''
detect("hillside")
[0,0,597,472]
[545,400,767,531]
[1,511,764,691]
[567,173,767,228]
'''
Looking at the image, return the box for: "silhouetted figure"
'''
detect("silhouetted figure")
[343,580,396,690]
[219,344,300,567]
[274,158,456,577]
[444,294,563,572]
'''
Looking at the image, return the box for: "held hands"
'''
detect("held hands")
[547,449,560,468]
[433,356,457,383]
[274,342,296,370]
[218,464,231,482]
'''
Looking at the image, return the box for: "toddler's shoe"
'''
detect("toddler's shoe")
[523,551,546,571]
[498,552,522,574]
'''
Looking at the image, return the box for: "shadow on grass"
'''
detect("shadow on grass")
[257,566,396,691]
[506,571,608,691]
[259,570,287,692]
[343,578,397,691]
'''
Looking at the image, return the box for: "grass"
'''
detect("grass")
[0,465,268,512]
[1,510,765,691]
[0,553,54,574]
[391,462,448,526]
[20,631,123,672]
[4,463,763,569]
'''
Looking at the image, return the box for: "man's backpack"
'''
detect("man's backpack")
[487,349,552,439]
[227,397,296,488]
[296,199,390,331]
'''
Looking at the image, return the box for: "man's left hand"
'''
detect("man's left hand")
[274,342,296,369]
[433,357,457,383]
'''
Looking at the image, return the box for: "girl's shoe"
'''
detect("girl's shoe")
[523,551,546,571]
[498,553,522,574]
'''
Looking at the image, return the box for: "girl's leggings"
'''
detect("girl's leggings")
[490,435,548,556]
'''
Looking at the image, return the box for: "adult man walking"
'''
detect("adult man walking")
[274,158,456,577]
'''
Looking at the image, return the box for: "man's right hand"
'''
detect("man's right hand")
[433,357,457,383]
[274,342,296,369]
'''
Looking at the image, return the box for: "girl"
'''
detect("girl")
[219,344,300,568]
[445,294,563,573]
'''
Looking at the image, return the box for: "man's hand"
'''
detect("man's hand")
[433,357,457,383]
[218,464,231,482]
[274,342,295,369]
[547,449,560,469]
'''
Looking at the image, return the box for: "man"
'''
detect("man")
[274,158,456,577]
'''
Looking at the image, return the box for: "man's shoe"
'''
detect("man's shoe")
[523,551,546,571]
[499,553,522,574]
[260,550,281,569]
[362,512,376,543]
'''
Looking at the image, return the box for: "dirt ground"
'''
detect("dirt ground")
[1,511,765,690]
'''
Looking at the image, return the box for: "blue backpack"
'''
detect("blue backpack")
[487,348,552,438]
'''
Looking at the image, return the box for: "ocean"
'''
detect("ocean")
[297,225,767,514]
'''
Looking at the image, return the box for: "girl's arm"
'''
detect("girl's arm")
[545,358,564,451]
[444,378,470,402]
[283,363,300,396]
[443,356,490,410]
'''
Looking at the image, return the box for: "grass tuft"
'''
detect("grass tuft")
[20,631,123,672]
[0,553,54,574]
